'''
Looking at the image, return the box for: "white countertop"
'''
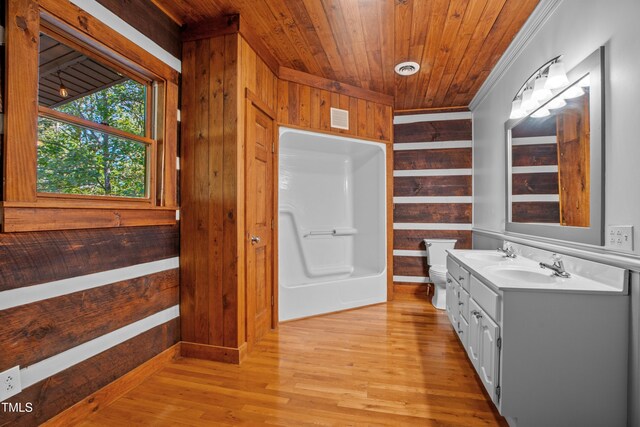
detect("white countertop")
[447,249,628,295]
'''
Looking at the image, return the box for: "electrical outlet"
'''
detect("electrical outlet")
[607,225,634,251]
[0,366,21,402]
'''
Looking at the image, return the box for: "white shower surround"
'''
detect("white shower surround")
[278,128,387,321]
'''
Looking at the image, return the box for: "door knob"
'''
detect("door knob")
[251,235,261,244]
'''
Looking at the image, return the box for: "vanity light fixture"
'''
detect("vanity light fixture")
[530,107,550,118]
[509,55,572,120]
[532,75,553,101]
[521,86,538,112]
[509,98,526,119]
[545,60,570,89]
[546,96,567,109]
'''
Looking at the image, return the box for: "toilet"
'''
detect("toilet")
[423,239,457,310]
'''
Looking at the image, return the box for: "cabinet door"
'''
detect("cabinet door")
[457,314,469,348]
[467,299,482,370]
[445,275,458,327]
[459,287,470,321]
[479,308,501,403]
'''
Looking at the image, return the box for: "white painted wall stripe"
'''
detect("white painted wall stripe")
[512,165,558,174]
[0,257,179,310]
[511,194,560,202]
[393,250,428,257]
[394,196,473,204]
[394,111,472,124]
[394,168,472,177]
[511,136,557,146]
[394,223,473,231]
[19,305,179,389]
[69,0,181,71]
[393,275,430,283]
[393,141,472,150]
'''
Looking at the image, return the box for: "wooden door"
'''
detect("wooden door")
[246,98,275,349]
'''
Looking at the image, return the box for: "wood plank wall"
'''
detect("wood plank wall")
[392,114,473,289]
[0,2,181,425]
[180,32,278,353]
[0,226,180,426]
[277,80,393,143]
[511,118,560,224]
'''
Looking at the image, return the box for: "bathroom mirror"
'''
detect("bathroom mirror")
[505,47,604,245]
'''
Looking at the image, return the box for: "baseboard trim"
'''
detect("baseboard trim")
[393,283,432,296]
[180,341,248,364]
[42,343,181,427]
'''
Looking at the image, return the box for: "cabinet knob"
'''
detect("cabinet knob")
[447,278,452,283]
[459,276,464,281]
[250,235,261,244]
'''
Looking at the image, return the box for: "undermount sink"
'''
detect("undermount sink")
[464,252,512,262]
[484,265,558,284]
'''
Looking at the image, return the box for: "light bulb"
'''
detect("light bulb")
[532,76,552,102]
[57,71,70,98]
[509,99,526,119]
[531,108,550,118]
[521,87,538,112]
[545,62,569,90]
[561,85,584,99]
[59,84,69,98]
[546,96,566,109]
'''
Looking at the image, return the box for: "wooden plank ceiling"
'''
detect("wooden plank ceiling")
[152,0,539,111]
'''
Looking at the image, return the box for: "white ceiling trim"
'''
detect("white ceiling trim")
[469,0,563,111]
[69,0,181,72]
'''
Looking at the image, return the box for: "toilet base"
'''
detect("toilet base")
[432,281,446,310]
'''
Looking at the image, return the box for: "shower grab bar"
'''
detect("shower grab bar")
[304,227,358,237]
[279,205,355,277]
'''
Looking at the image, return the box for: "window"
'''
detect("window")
[37,31,151,198]
[3,1,179,232]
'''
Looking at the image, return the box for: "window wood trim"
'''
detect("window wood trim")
[38,106,155,146]
[3,0,178,232]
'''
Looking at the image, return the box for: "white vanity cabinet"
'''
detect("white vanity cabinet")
[445,250,629,427]
[449,263,501,404]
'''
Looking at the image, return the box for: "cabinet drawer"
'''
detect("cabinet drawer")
[447,256,470,291]
[470,275,500,321]
[446,257,460,283]
[459,287,470,321]
[457,266,470,292]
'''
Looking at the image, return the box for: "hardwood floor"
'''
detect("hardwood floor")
[76,295,507,426]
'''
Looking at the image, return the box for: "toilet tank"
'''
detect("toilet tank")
[424,239,457,266]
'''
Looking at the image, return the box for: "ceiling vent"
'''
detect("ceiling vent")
[330,107,349,130]
[394,61,420,76]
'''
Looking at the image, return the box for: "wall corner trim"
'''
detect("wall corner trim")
[468,0,563,111]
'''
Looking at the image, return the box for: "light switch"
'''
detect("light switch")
[606,225,634,251]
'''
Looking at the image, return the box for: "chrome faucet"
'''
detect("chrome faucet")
[539,254,571,278]
[497,243,517,258]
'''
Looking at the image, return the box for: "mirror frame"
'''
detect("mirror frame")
[504,46,605,246]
